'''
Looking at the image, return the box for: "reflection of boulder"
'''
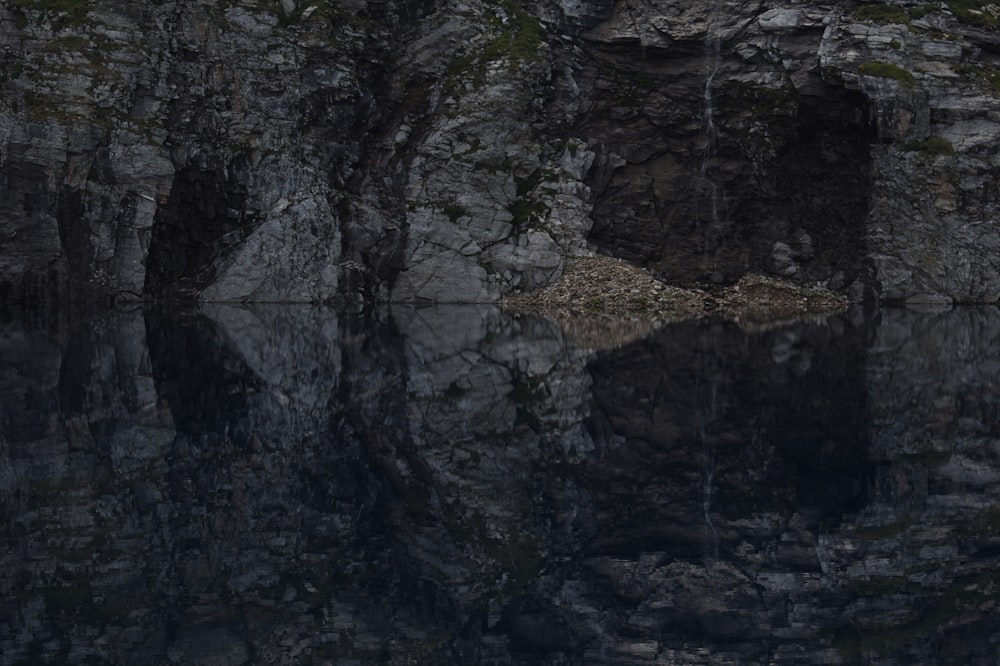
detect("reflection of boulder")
[201,303,342,412]
[371,305,595,588]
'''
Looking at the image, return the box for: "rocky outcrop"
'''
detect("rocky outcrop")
[0,0,405,303]
[2,0,1000,305]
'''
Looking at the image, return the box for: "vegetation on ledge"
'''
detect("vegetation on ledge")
[955,62,1000,95]
[859,61,917,88]
[903,136,955,155]
[945,0,1000,30]
[446,0,544,92]
[854,4,911,25]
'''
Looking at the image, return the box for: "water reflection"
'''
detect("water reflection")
[1,304,1000,664]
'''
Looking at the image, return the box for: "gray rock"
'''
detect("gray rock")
[3,0,1000,307]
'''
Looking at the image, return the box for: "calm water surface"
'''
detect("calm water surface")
[2,304,999,665]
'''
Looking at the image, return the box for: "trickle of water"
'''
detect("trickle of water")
[701,36,721,174]
[697,32,724,266]
[700,379,720,563]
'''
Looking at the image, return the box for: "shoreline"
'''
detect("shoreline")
[501,255,849,347]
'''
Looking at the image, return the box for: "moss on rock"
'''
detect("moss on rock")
[859,61,917,88]
[945,0,1000,30]
[903,136,955,155]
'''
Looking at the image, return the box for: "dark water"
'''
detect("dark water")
[2,303,1000,665]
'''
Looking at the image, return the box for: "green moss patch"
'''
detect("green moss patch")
[955,62,1000,95]
[946,0,1000,30]
[481,0,543,70]
[507,196,549,229]
[274,1,343,29]
[854,4,911,24]
[859,61,917,87]
[507,168,550,230]
[903,136,955,155]
[445,0,544,91]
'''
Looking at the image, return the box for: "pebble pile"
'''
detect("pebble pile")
[503,254,849,343]
[502,255,712,322]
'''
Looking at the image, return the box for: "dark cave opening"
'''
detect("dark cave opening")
[735,87,878,290]
[585,68,878,291]
[143,159,257,300]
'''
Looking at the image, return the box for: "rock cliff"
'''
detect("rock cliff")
[1,0,999,304]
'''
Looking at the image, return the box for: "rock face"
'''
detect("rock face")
[1,0,1000,304]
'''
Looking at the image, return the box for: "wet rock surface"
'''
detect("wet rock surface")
[3,303,1000,664]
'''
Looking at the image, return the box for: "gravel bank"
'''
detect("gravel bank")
[502,255,849,347]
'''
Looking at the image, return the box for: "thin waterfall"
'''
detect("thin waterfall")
[700,36,720,182]
[696,20,724,563]
[698,32,723,264]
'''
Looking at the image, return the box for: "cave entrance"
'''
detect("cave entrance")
[732,87,877,290]
[586,72,877,291]
[143,160,257,300]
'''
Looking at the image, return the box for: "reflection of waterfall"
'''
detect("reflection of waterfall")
[694,345,722,563]
[700,379,720,563]
[701,432,718,562]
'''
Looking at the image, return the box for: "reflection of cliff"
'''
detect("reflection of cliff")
[3,306,1000,664]
[526,317,877,664]
[840,307,1000,664]
[0,309,177,664]
[0,304,591,664]
[541,309,1000,665]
